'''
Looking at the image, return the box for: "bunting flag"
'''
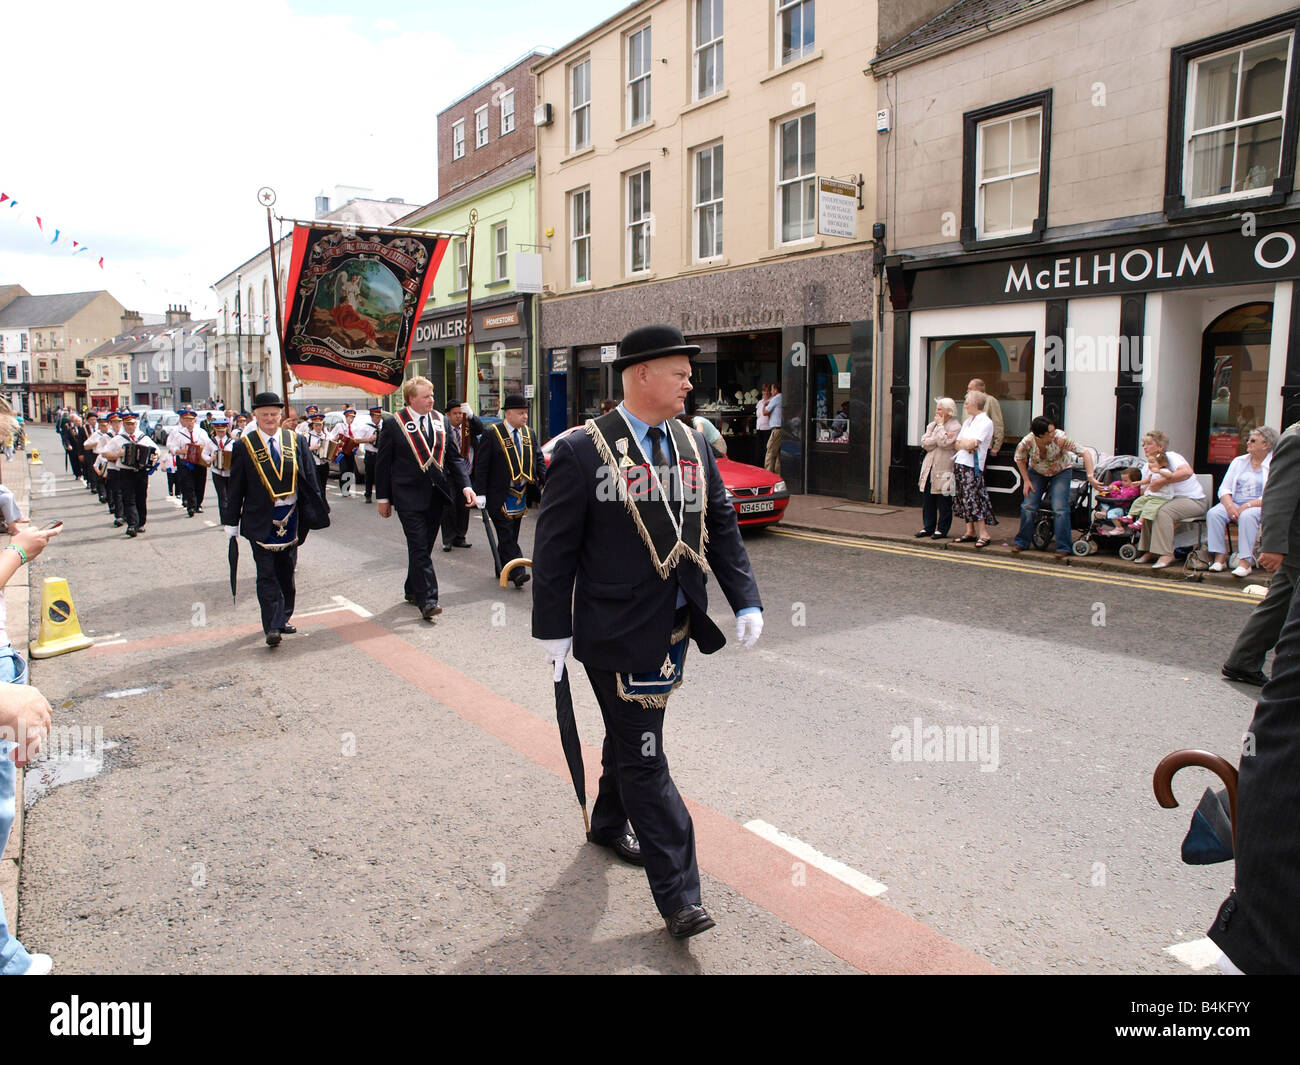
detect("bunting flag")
[35,215,42,231]
[281,222,448,393]
[50,229,60,244]
[0,193,13,207]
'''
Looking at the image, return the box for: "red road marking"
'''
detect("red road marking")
[89,608,996,973]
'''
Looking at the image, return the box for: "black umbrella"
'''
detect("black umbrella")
[228,536,239,601]
[554,664,589,833]
[1153,748,1238,862]
[478,504,502,578]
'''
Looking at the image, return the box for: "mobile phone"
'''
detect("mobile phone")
[39,521,63,531]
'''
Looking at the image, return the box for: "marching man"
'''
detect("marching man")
[167,407,212,517]
[473,393,544,587]
[329,406,361,496]
[101,410,159,538]
[354,405,384,503]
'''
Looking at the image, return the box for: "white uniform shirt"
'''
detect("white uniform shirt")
[354,416,381,453]
[167,423,213,459]
[203,432,236,476]
[108,428,157,471]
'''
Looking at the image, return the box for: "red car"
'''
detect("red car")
[541,425,789,528]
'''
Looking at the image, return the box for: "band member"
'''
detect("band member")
[441,401,483,551]
[300,410,332,496]
[329,406,361,496]
[227,392,330,647]
[102,410,126,525]
[232,412,250,439]
[81,412,104,502]
[531,324,763,938]
[167,407,212,517]
[102,411,159,537]
[473,393,544,587]
[203,414,237,526]
[375,377,476,619]
[354,405,384,503]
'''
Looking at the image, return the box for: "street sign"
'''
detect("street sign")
[600,344,618,363]
[817,177,857,239]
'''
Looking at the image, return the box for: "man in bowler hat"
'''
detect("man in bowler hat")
[473,393,544,587]
[531,324,763,937]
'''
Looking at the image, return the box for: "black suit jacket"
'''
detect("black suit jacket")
[531,424,761,673]
[375,410,471,512]
[473,421,545,513]
[227,429,329,545]
[1258,420,1300,558]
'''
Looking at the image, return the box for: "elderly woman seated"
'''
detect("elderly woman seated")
[1207,426,1277,576]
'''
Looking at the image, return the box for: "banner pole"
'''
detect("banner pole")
[267,206,292,404]
[461,209,477,409]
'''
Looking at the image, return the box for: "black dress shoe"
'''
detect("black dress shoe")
[266,630,281,647]
[452,539,472,548]
[442,544,453,552]
[1222,665,1268,686]
[587,827,643,866]
[125,526,137,537]
[664,904,715,938]
[914,530,931,538]
[280,624,297,635]
[421,602,442,619]
[511,570,531,587]
[404,594,417,604]
[113,519,124,527]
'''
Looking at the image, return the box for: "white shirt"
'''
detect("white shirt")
[764,391,783,428]
[167,424,213,455]
[107,429,157,471]
[203,432,235,475]
[354,417,381,451]
[1142,450,1205,500]
[953,413,994,470]
[756,399,771,432]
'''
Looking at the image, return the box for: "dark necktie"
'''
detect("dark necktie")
[421,415,431,440]
[513,428,522,455]
[647,426,672,497]
[269,433,280,464]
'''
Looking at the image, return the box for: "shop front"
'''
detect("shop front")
[885,215,1300,511]
[539,250,874,496]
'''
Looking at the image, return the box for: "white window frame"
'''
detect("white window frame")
[570,188,591,285]
[694,0,724,100]
[626,25,652,129]
[570,58,591,152]
[1183,31,1294,206]
[974,106,1043,240]
[99,363,109,382]
[500,88,515,135]
[119,361,129,383]
[452,120,465,160]
[475,105,489,149]
[455,239,469,291]
[492,223,509,281]
[138,360,146,383]
[626,169,652,274]
[776,111,816,246]
[777,0,814,66]
[694,143,724,261]
[157,359,170,384]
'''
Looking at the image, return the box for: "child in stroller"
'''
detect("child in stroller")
[1079,457,1145,558]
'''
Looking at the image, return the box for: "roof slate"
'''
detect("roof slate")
[0,290,106,328]
[874,0,1050,63]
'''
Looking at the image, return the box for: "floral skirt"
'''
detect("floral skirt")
[953,465,999,525]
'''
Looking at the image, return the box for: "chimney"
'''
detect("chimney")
[165,304,191,325]
[120,309,143,336]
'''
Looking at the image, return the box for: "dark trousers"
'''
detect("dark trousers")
[211,472,232,526]
[120,470,149,530]
[251,542,296,633]
[440,494,470,546]
[396,501,444,605]
[194,465,207,508]
[107,469,123,519]
[338,453,357,494]
[177,464,201,511]
[315,462,329,497]
[362,450,376,500]
[166,469,177,495]
[585,658,700,918]
[84,462,99,497]
[921,483,953,537]
[491,511,524,570]
[1225,561,1300,675]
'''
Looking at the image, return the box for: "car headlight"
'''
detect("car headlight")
[773,480,787,493]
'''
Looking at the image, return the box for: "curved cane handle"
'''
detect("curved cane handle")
[1153,748,1239,854]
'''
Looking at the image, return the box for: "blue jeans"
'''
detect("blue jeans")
[0,646,33,974]
[1015,469,1073,552]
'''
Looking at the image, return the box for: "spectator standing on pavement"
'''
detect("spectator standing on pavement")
[1011,417,1100,556]
[1207,427,1275,576]
[951,391,998,548]
[1223,420,1300,686]
[916,397,960,540]
[968,379,1004,455]
[1132,429,1207,569]
[755,383,772,464]
[600,398,617,414]
[762,383,783,473]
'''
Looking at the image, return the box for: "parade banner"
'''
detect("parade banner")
[281,223,449,393]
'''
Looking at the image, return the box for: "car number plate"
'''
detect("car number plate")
[738,500,775,514]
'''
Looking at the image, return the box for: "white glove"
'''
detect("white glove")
[475,494,487,510]
[736,611,763,648]
[542,637,572,682]
[225,524,239,539]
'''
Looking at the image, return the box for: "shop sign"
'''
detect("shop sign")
[412,318,466,345]
[817,177,858,239]
[1208,432,1242,464]
[551,349,569,373]
[483,311,519,329]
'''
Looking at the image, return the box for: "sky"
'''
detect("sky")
[0,0,631,326]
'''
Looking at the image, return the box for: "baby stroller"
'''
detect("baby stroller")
[1072,454,1144,559]
[1030,446,1099,554]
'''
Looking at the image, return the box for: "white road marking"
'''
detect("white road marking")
[1165,937,1224,971]
[99,685,163,699]
[743,819,888,897]
[294,596,373,620]
[203,520,217,527]
[95,639,128,647]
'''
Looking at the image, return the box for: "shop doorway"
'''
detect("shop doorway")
[1195,302,1272,486]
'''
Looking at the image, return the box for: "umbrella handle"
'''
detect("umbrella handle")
[1153,748,1238,853]
[581,802,589,834]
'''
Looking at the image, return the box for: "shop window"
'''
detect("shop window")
[777,0,814,66]
[452,120,465,160]
[927,333,1037,445]
[626,25,651,128]
[695,0,723,100]
[570,58,591,152]
[475,105,489,149]
[812,326,852,445]
[476,345,522,420]
[1200,302,1272,471]
[570,188,591,284]
[777,111,815,244]
[500,89,515,135]
[695,143,724,261]
[961,92,1051,245]
[1167,13,1300,216]
[626,168,651,274]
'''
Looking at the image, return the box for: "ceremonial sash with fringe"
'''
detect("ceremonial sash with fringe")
[242,429,298,500]
[489,422,536,483]
[399,407,445,472]
[586,410,708,579]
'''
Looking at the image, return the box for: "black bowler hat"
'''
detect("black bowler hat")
[251,392,283,410]
[502,393,527,411]
[611,324,700,373]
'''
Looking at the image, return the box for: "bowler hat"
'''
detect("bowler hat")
[502,393,527,411]
[611,324,700,373]
[251,392,283,410]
